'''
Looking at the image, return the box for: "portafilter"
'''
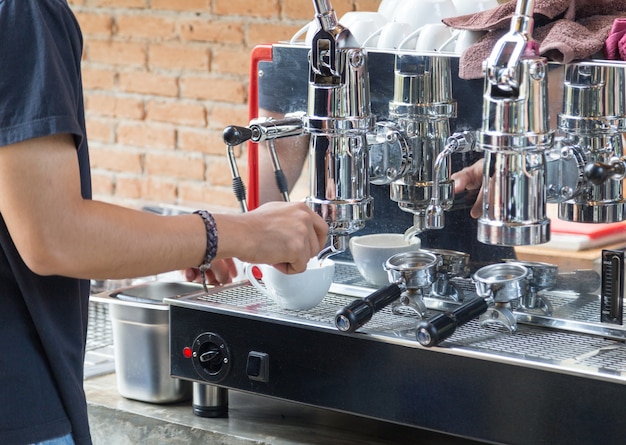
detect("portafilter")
[335,250,441,333]
[416,263,529,347]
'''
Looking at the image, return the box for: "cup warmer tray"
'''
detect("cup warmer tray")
[168,262,626,445]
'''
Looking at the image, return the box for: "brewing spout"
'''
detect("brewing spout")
[317,233,348,261]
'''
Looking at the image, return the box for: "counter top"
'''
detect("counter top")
[86,373,483,445]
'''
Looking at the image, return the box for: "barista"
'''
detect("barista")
[256,47,514,270]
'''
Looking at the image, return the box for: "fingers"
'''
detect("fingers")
[183,259,238,287]
[451,160,485,219]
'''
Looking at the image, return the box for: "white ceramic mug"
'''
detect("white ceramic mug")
[244,258,335,310]
[349,233,421,287]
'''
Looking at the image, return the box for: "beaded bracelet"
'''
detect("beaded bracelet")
[194,210,218,291]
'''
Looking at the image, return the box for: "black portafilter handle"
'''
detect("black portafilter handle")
[415,297,489,347]
[223,125,253,146]
[335,283,404,333]
[584,161,626,186]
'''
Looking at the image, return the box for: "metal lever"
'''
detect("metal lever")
[310,0,348,77]
[484,0,537,92]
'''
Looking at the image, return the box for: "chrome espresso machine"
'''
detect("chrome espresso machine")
[168,1,626,443]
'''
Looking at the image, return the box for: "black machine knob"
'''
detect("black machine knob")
[416,297,489,347]
[335,283,403,333]
[192,332,231,382]
[584,161,625,186]
[223,125,253,146]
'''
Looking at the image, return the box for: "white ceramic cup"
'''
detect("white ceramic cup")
[349,233,421,287]
[339,11,388,47]
[244,258,335,310]
[414,23,455,52]
[377,21,413,49]
[392,0,457,32]
[378,0,401,20]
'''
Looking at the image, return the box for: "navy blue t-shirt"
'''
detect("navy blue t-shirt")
[0,1,92,444]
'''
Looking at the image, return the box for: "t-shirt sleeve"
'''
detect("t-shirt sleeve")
[0,0,84,148]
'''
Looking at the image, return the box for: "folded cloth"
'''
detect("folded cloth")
[458,14,621,79]
[443,0,573,32]
[444,0,624,31]
[445,0,626,79]
[604,17,626,60]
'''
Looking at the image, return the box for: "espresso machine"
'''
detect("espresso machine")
[168,1,626,443]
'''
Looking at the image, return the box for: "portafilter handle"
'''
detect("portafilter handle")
[415,297,491,347]
[335,282,405,333]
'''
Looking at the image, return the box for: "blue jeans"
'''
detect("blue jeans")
[32,433,75,445]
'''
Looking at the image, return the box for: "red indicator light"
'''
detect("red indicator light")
[182,347,193,359]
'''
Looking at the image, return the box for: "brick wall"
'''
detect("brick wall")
[67,0,381,212]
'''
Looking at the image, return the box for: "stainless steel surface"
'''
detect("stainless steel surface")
[387,54,457,237]
[171,262,626,372]
[557,61,626,223]
[168,264,626,444]
[84,301,115,379]
[305,45,374,259]
[93,282,201,403]
[192,382,229,418]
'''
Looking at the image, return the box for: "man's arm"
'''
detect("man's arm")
[0,134,328,280]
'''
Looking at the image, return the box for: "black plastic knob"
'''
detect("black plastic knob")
[223,125,253,146]
[584,162,612,186]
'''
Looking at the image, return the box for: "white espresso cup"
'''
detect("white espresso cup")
[349,233,421,287]
[244,258,335,310]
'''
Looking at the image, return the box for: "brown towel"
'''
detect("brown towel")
[444,0,626,79]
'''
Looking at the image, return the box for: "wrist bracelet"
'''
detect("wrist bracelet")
[194,210,218,291]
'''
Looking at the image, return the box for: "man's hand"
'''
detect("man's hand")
[451,159,484,219]
[184,258,238,287]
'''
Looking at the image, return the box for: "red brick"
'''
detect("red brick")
[89,146,143,173]
[247,23,304,47]
[145,152,205,180]
[145,177,178,202]
[85,119,115,143]
[146,100,207,127]
[211,45,250,76]
[89,0,147,8]
[90,171,115,196]
[117,121,176,149]
[87,40,147,67]
[116,14,177,40]
[82,67,116,90]
[150,0,210,11]
[149,43,210,72]
[180,19,244,44]
[178,181,239,210]
[178,128,215,153]
[206,104,248,131]
[74,12,114,36]
[180,76,246,103]
[114,176,147,200]
[118,71,179,97]
[214,0,279,18]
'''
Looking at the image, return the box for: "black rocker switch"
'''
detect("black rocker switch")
[246,351,269,382]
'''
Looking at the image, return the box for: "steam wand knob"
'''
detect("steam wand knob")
[584,159,626,186]
[223,125,253,146]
